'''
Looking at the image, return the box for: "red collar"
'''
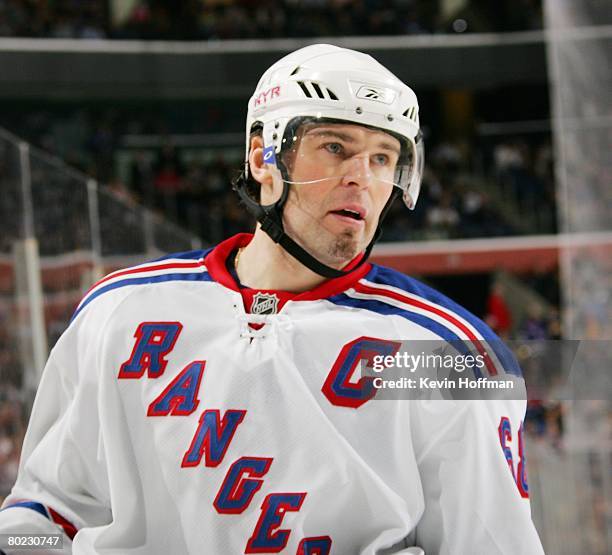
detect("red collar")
[204,233,372,308]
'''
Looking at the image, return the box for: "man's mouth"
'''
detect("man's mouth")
[330,208,363,221]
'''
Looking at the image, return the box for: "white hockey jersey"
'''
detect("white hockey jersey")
[0,233,544,554]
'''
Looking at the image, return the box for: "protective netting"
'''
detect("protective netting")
[539,4,612,554]
[97,188,149,256]
[544,0,612,340]
[29,152,92,256]
[0,128,200,396]
[0,132,23,393]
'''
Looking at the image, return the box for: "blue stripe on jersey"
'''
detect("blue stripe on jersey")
[152,247,213,263]
[328,294,463,343]
[71,271,213,322]
[1,501,47,519]
[337,264,521,377]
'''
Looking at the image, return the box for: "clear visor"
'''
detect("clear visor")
[263,117,423,207]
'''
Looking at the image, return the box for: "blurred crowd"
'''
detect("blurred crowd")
[517,302,566,449]
[395,138,556,240]
[0,0,543,40]
[106,140,535,244]
[0,104,559,249]
[483,274,566,447]
[484,262,611,451]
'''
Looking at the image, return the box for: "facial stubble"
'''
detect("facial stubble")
[285,208,364,267]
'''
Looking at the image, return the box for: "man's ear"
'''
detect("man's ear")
[248,135,273,189]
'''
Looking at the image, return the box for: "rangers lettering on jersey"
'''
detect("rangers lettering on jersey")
[118,321,183,378]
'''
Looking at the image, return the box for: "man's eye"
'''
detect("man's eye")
[373,153,390,166]
[324,142,344,155]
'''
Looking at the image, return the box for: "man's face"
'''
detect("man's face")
[274,122,400,267]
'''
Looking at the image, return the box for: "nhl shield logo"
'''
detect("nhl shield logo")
[251,292,279,315]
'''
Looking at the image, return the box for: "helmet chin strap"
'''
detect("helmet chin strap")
[233,172,400,279]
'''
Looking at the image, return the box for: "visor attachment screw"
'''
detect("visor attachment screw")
[356,107,363,114]
[387,114,394,121]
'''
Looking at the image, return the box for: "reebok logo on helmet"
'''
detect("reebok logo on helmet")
[354,84,396,105]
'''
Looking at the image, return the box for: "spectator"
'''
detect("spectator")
[519,303,549,340]
[485,281,512,338]
[153,144,184,219]
[425,191,459,236]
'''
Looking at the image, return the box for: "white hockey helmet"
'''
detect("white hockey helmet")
[244,43,424,209]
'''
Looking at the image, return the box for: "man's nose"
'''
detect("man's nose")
[341,155,374,188]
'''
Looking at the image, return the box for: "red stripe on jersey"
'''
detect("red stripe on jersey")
[48,507,78,540]
[354,281,499,376]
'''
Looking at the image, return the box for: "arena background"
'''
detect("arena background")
[0,1,610,552]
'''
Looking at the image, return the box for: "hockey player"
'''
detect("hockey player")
[0,45,544,554]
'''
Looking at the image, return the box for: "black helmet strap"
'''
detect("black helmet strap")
[233,169,400,279]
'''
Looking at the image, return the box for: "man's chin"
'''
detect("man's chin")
[285,223,368,270]
[325,232,364,265]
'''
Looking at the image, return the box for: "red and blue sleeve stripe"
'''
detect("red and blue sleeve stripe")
[0,501,78,540]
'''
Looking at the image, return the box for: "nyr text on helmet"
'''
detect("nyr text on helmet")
[253,86,281,107]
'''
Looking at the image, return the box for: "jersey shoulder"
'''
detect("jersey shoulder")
[366,263,499,339]
[71,247,215,323]
[332,263,521,377]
